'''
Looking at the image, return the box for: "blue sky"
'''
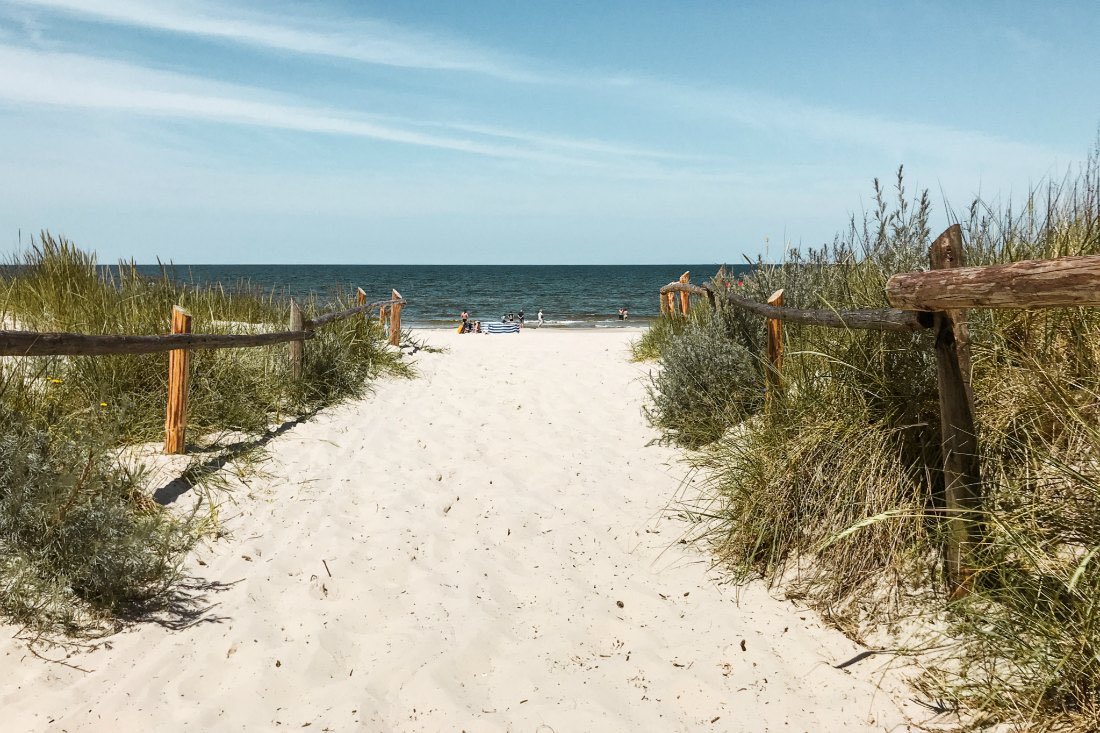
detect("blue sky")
[0,1,1096,264]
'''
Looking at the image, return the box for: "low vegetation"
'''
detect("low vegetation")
[0,234,409,635]
[642,147,1100,730]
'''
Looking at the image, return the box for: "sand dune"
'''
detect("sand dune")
[1,329,918,732]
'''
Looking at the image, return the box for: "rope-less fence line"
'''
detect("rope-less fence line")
[0,287,408,455]
[659,224,1100,596]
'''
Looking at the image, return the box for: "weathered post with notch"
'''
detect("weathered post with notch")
[928,224,982,596]
[679,271,691,315]
[356,287,366,307]
[389,289,403,346]
[289,299,304,379]
[765,289,784,401]
[164,305,192,454]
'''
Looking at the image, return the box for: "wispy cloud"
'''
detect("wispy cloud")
[3,0,1068,178]
[5,0,551,82]
[0,44,695,168]
[626,77,1071,177]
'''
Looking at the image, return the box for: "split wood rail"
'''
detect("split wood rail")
[659,271,714,315]
[659,225,1100,594]
[0,288,408,455]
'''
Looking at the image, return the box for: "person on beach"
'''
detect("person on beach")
[623,308,629,320]
[461,310,469,331]
[618,307,625,320]
[537,309,544,326]
[518,310,525,324]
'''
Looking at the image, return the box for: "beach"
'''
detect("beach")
[0,328,916,732]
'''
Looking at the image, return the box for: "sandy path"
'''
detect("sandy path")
[1,329,916,732]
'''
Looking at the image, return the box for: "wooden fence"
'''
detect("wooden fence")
[0,288,408,455]
[659,225,1100,595]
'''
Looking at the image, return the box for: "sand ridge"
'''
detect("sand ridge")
[0,328,917,732]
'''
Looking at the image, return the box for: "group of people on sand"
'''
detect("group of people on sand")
[459,308,544,332]
[459,307,632,331]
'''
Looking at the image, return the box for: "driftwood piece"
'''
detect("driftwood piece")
[721,292,932,332]
[659,282,710,296]
[886,253,1100,311]
[679,272,691,315]
[289,299,304,379]
[389,289,403,346]
[765,290,784,399]
[929,226,974,400]
[0,328,316,356]
[164,306,191,455]
[308,298,405,329]
[927,227,983,597]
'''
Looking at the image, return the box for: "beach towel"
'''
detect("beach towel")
[484,322,520,334]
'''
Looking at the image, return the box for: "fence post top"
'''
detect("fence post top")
[929,224,965,269]
[172,304,192,317]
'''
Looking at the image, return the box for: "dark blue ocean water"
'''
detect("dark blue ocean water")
[137,264,752,328]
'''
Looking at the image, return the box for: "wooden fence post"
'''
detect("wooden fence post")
[929,227,974,402]
[929,224,982,596]
[679,271,691,315]
[289,299,303,379]
[766,289,784,400]
[666,291,677,316]
[660,290,668,315]
[389,289,403,346]
[356,287,366,306]
[164,305,192,454]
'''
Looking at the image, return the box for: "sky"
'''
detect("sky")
[0,1,1097,264]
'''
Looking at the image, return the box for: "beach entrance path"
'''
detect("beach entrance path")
[1,329,917,732]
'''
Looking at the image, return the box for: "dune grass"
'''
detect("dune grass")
[0,234,411,635]
[644,150,1100,729]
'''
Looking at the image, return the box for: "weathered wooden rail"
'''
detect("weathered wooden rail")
[659,225,1100,595]
[0,288,408,455]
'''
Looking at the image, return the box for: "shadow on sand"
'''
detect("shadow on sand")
[153,410,318,505]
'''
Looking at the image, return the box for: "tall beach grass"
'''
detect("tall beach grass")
[0,233,410,635]
[643,147,1100,729]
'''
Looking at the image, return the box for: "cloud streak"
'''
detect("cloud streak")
[3,0,1068,176]
[0,45,696,169]
[6,0,550,82]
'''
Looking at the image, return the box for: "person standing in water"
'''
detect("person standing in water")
[537,309,544,326]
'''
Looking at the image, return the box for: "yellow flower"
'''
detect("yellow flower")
[50,378,62,384]
[100,402,108,408]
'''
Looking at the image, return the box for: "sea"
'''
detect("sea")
[135,264,752,329]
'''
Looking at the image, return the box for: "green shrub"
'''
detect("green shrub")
[655,149,1100,727]
[646,316,763,448]
[0,233,411,634]
[0,399,197,635]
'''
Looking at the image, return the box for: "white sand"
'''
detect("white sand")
[1,328,919,732]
